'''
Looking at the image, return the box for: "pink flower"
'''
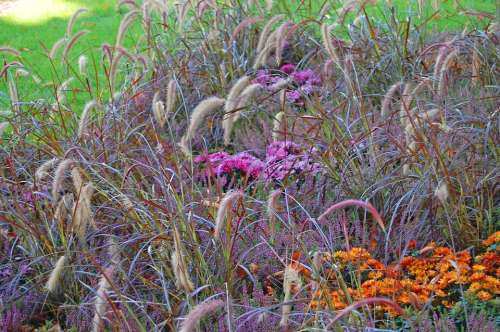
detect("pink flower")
[292,69,321,85]
[216,152,264,179]
[194,151,230,179]
[266,141,302,159]
[286,90,301,103]
[264,141,321,182]
[280,63,296,74]
[194,151,230,164]
[254,70,281,86]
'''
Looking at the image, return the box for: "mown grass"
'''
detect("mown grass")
[0,0,142,110]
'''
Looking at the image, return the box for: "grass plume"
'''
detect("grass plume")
[179,96,225,155]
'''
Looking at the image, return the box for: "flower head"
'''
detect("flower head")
[280,63,296,74]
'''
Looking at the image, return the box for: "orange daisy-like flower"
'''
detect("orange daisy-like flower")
[476,252,499,272]
[434,247,452,257]
[477,290,493,301]
[483,231,500,247]
[368,271,384,280]
[400,256,415,268]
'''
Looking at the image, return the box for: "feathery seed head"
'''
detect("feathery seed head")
[46,255,66,294]
[381,81,403,119]
[180,96,225,155]
[52,159,75,202]
[256,15,284,53]
[152,91,167,127]
[166,79,177,115]
[435,182,449,204]
[78,55,88,75]
[214,190,244,240]
[92,266,115,332]
[72,182,95,242]
[36,158,59,183]
[78,100,98,140]
[179,299,224,332]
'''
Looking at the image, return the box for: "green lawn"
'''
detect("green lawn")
[0,0,140,111]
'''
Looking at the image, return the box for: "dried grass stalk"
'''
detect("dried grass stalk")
[72,182,95,242]
[223,76,251,145]
[172,227,194,292]
[46,255,66,293]
[7,76,19,113]
[267,188,282,227]
[274,21,292,65]
[230,16,262,44]
[49,38,66,59]
[256,15,284,53]
[321,23,340,64]
[438,50,459,97]
[399,83,413,127]
[92,266,115,332]
[15,68,29,77]
[179,299,224,332]
[179,96,225,155]
[115,10,139,48]
[381,81,403,119]
[55,193,74,228]
[78,100,97,139]
[67,8,88,37]
[71,167,85,193]
[56,77,74,104]
[231,83,261,124]
[52,159,75,202]
[36,158,59,183]
[166,79,177,115]
[63,30,89,60]
[0,47,21,57]
[253,44,273,69]
[272,111,285,142]
[152,91,167,127]
[214,190,244,240]
[280,265,301,327]
[78,55,88,75]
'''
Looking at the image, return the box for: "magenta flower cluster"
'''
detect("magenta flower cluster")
[283,65,321,104]
[216,152,264,178]
[194,141,321,185]
[263,141,322,181]
[253,64,321,105]
[194,151,263,181]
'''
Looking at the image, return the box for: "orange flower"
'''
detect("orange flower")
[483,231,500,247]
[477,291,492,301]
[476,252,499,272]
[367,258,384,270]
[368,271,384,280]
[470,272,486,282]
[473,264,486,272]
[400,256,415,268]
[468,282,482,293]
[434,247,452,257]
